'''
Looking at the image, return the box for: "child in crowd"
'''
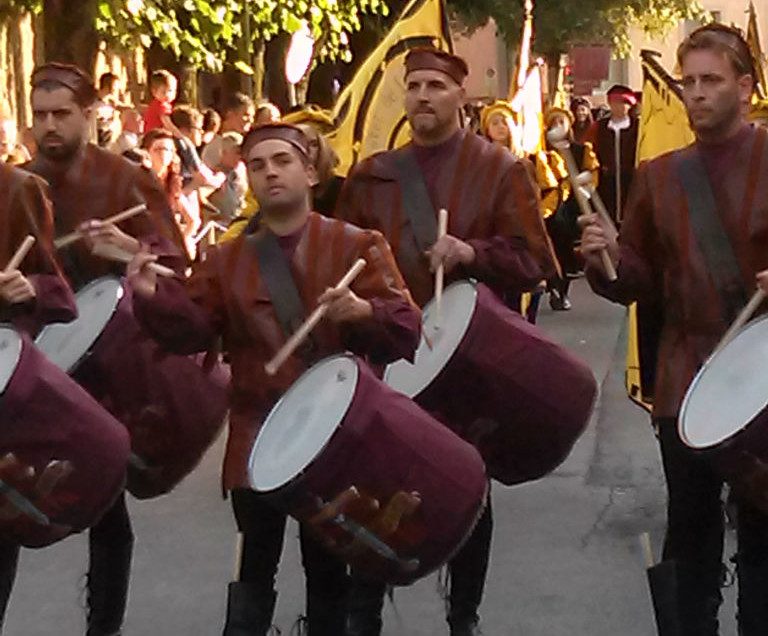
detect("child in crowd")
[144,70,183,137]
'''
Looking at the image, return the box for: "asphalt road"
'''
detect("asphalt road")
[3,279,740,635]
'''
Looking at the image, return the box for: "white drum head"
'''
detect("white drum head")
[35,277,123,372]
[679,316,768,449]
[0,327,22,394]
[249,355,359,492]
[383,280,476,397]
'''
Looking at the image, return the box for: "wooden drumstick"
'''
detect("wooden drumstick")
[547,127,618,281]
[434,208,448,329]
[713,289,767,356]
[3,235,36,273]
[54,203,148,249]
[91,242,176,278]
[264,258,367,376]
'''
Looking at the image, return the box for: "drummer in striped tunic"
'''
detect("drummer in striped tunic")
[334,47,556,636]
[582,24,768,636]
[127,123,421,636]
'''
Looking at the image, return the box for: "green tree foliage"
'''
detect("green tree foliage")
[2,0,389,71]
[449,0,708,59]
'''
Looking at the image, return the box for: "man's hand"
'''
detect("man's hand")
[580,213,620,275]
[0,270,36,304]
[318,286,373,324]
[426,235,475,274]
[126,251,160,298]
[77,219,141,256]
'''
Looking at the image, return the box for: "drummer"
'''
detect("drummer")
[0,161,78,627]
[581,24,768,635]
[0,62,188,636]
[126,123,421,636]
[334,47,556,636]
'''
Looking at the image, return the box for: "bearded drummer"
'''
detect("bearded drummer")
[126,123,420,636]
[334,47,556,636]
[0,63,188,636]
[582,24,768,636]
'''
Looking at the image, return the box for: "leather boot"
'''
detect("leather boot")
[345,578,386,636]
[86,540,133,636]
[223,581,277,636]
[306,592,346,636]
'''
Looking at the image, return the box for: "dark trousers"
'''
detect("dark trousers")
[0,492,133,636]
[347,490,493,635]
[657,419,768,636]
[230,488,348,636]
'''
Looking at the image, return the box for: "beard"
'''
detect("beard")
[37,135,81,163]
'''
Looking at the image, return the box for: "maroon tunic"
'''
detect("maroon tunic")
[335,130,556,307]
[134,212,421,489]
[25,144,187,288]
[588,125,768,418]
[0,163,76,333]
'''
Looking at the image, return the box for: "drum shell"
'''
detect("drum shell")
[0,334,129,547]
[255,358,487,586]
[71,282,229,499]
[415,283,597,485]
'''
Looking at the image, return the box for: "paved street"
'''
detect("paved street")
[4,279,739,635]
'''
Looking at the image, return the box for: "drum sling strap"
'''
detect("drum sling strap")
[392,148,438,253]
[249,228,317,359]
[677,149,749,324]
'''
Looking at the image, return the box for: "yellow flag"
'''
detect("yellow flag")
[509,65,544,155]
[326,0,453,176]
[552,56,569,110]
[747,1,767,98]
[626,50,695,411]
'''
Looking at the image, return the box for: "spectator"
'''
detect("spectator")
[200,107,221,150]
[570,96,594,144]
[0,115,31,165]
[255,101,281,125]
[143,69,183,137]
[297,122,344,216]
[141,128,200,250]
[110,108,145,157]
[201,92,254,170]
[205,131,247,224]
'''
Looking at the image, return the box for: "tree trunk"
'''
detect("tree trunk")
[42,0,99,74]
[265,33,290,112]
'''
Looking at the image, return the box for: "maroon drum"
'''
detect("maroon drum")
[0,327,129,547]
[679,315,768,511]
[35,277,229,500]
[384,280,597,486]
[248,354,488,586]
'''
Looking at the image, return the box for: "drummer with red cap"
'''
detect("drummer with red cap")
[335,46,556,636]
[127,122,421,635]
[586,83,640,224]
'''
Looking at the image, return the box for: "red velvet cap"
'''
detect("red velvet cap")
[31,63,97,107]
[241,123,310,159]
[405,47,469,85]
[606,84,637,106]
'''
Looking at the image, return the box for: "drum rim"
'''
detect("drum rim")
[0,326,23,395]
[248,352,359,493]
[678,312,768,449]
[34,276,124,374]
[383,279,477,397]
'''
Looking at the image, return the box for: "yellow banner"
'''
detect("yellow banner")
[326,0,453,176]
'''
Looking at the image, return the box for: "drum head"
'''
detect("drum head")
[249,355,358,492]
[0,327,22,394]
[383,281,476,397]
[35,277,123,372]
[680,316,768,449]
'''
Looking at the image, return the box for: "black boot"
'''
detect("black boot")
[86,540,133,636]
[306,592,346,636]
[345,577,386,636]
[223,581,277,636]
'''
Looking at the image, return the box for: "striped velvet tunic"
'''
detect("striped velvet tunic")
[25,144,186,287]
[335,130,557,307]
[588,125,768,418]
[0,163,76,332]
[134,212,421,489]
